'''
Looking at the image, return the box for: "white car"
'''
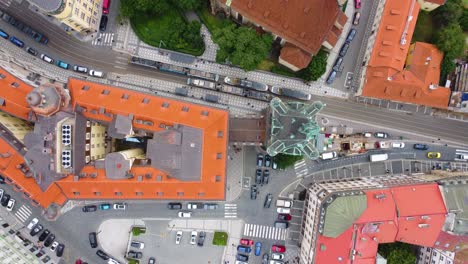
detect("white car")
[363,132,372,138]
[175,231,183,245]
[374,132,389,138]
[270,261,284,264]
[27,218,39,229]
[187,203,201,209]
[40,54,54,64]
[108,259,120,264]
[272,253,285,260]
[178,211,192,218]
[130,241,145,249]
[89,69,105,78]
[276,207,290,214]
[6,198,15,211]
[190,231,197,245]
[113,203,126,210]
[50,241,59,251]
[392,142,405,148]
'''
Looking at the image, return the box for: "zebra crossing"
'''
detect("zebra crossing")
[294,160,308,178]
[0,0,13,7]
[243,223,287,241]
[91,33,114,46]
[224,203,237,218]
[14,205,32,223]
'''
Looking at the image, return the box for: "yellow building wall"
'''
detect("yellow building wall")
[0,111,33,142]
[89,122,106,161]
[53,0,101,33]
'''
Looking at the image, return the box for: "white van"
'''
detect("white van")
[89,69,105,78]
[370,153,388,162]
[321,151,337,160]
[456,154,468,161]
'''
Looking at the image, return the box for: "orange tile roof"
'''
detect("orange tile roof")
[362,0,450,108]
[279,43,312,69]
[0,68,34,119]
[424,0,446,4]
[225,0,345,55]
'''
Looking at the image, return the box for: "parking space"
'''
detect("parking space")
[369,162,386,176]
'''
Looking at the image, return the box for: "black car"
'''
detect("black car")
[148,257,156,264]
[262,253,269,264]
[89,232,98,248]
[56,243,65,257]
[44,234,55,247]
[0,175,4,184]
[99,15,108,31]
[30,224,43,236]
[167,202,182,210]
[96,250,109,260]
[38,229,50,242]
[1,194,10,206]
[262,170,270,184]
[26,47,38,56]
[339,43,350,57]
[127,251,143,259]
[413,144,429,150]
[250,185,258,200]
[265,155,272,167]
[82,205,97,212]
[236,254,249,262]
[255,169,263,184]
[197,231,206,247]
[264,193,273,208]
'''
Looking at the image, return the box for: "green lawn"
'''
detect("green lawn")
[413,11,434,43]
[131,9,205,56]
[212,231,228,246]
[197,8,226,33]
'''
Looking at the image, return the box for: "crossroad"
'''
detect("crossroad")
[243,223,288,241]
[14,204,32,223]
[224,204,237,218]
[294,160,308,178]
[92,33,114,46]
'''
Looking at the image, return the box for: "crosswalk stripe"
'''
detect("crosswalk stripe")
[242,223,287,241]
[14,205,32,223]
[456,149,468,153]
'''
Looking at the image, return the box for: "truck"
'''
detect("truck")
[276,199,293,208]
[370,153,388,162]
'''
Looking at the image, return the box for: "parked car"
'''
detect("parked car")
[0,29,8,39]
[353,12,361,25]
[250,185,258,200]
[271,253,285,260]
[271,245,286,253]
[50,241,59,251]
[96,250,109,260]
[256,154,264,167]
[148,257,156,264]
[332,57,344,72]
[113,203,126,210]
[204,203,218,210]
[374,132,389,138]
[255,169,263,184]
[108,259,119,264]
[262,253,269,264]
[102,0,111,14]
[355,0,362,9]
[240,238,254,246]
[27,218,39,229]
[188,202,203,209]
[264,193,273,208]
[89,69,104,78]
[346,29,357,42]
[40,54,54,64]
[73,65,88,73]
[190,231,197,245]
[56,60,70,69]
[255,242,262,256]
[89,232,98,248]
[265,155,272,167]
[82,205,97,212]
[339,43,350,57]
[178,211,192,218]
[167,202,182,210]
[263,170,270,184]
[0,193,10,206]
[26,47,38,56]
[56,243,65,257]
[197,231,206,247]
[236,254,249,262]
[413,144,429,150]
[30,224,43,236]
[326,70,337,84]
[274,221,289,229]
[6,198,15,211]
[99,15,108,31]
[363,132,372,138]
[9,36,24,48]
[99,203,111,210]
[278,214,292,221]
[237,245,252,254]
[276,207,291,214]
[427,152,441,159]
[392,142,405,148]
[38,229,50,242]
[130,241,145,249]
[127,251,142,259]
[175,231,182,245]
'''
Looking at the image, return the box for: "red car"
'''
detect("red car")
[272,245,286,253]
[355,0,362,9]
[278,214,292,221]
[240,238,254,246]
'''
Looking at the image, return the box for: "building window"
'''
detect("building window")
[216,153,222,159]
[86,17,91,23]
[215,175,221,182]
[115,191,122,196]
[83,3,87,9]
[182,106,189,112]
[135,192,143,196]
[217,131,223,138]
[201,110,209,116]
[80,12,85,19]
[93,11,97,16]
[177,192,184,197]
[10,82,19,88]
[73,191,80,196]
[74,8,79,15]
[162,102,169,108]
[94,192,101,196]
[156,192,164,196]
[92,19,96,24]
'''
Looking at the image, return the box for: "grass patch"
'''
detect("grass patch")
[271,64,299,78]
[132,226,146,237]
[413,11,434,43]
[257,60,276,71]
[197,8,226,33]
[131,8,204,56]
[212,231,228,246]
[127,259,139,264]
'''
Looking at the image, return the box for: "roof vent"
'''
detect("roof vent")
[304,6,310,13]
[283,23,289,29]
[263,11,270,18]
[300,32,306,38]
[429,83,437,90]
[418,224,430,228]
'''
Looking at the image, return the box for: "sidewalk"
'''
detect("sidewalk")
[225,145,245,202]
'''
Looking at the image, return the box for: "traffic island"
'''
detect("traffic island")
[212,231,228,246]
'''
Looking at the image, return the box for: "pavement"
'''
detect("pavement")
[97,219,140,264]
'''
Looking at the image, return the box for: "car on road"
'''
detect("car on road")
[40,54,54,64]
[148,257,156,264]
[9,36,24,48]
[332,57,344,72]
[0,29,8,39]
[167,202,182,210]
[355,0,362,8]
[236,254,249,262]
[326,70,337,84]
[256,169,263,184]
[30,224,43,236]
[374,132,389,138]
[130,241,145,249]
[44,234,55,247]
[26,47,38,56]
[99,15,108,31]
[265,155,272,167]
[271,253,285,260]
[255,242,262,256]
[99,203,111,210]
[262,253,269,264]
[204,203,218,210]
[263,170,270,184]
[197,231,206,247]
[175,231,182,244]
[270,86,312,101]
[27,218,39,229]
[73,65,88,73]
[257,154,264,167]
[274,221,289,229]
[278,214,292,221]
[178,211,192,218]
[237,245,252,254]
[271,245,286,253]
[96,249,109,260]
[250,185,258,200]
[108,258,120,264]
[339,43,350,57]
[6,198,15,211]
[392,142,405,148]
[346,29,357,43]
[38,229,50,242]
[113,203,126,210]
[89,232,98,248]
[427,152,441,159]
[276,207,291,214]
[240,238,254,246]
[82,205,97,212]
[56,60,70,69]
[188,202,203,209]
[1,193,10,207]
[89,69,105,78]
[353,12,361,25]
[363,132,372,138]
[127,251,142,259]
[190,231,197,245]
[413,144,429,150]
[264,193,273,208]
[50,241,59,251]
[56,243,64,257]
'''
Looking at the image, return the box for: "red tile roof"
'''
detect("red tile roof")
[362,0,450,108]
[0,68,33,119]
[279,43,312,69]
[225,0,345,55]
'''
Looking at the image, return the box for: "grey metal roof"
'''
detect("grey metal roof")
[29,0,63,12]
[104,152,133,179]
[439,179,468,235]
[107,114,133,139]
[169,52,196,64]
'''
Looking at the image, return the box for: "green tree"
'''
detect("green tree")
[274,154,304,170]
[298,50,328,82]
[460,9,468,31]
[120,0,170,18]
[434,23,465,58]
[173,0,202,10]
[434,0,463,27]
[378,243,416,264]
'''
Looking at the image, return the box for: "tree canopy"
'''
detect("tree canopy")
[433,0,463,27]
[120,0,170,18]
[298,50,328,82]
[174,0,202,10]
[378,243,416,264]
[274,154,304,170]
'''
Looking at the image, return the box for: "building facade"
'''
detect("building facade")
[418,247,455,264]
